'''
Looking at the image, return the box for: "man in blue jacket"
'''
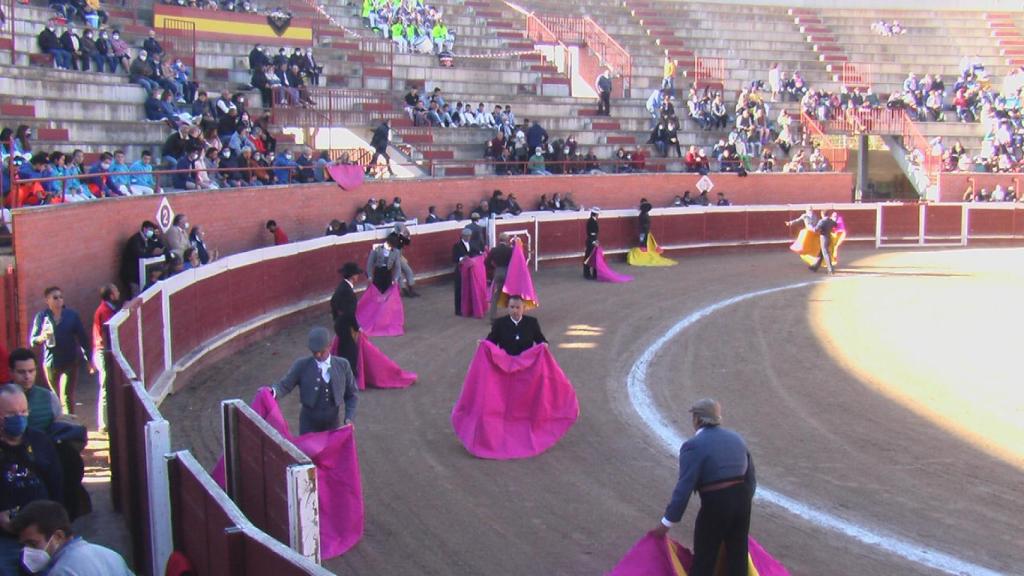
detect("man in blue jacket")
[652,398,756,576]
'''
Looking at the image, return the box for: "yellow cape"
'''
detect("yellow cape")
[790,228,846,266]
[627,233,678,267]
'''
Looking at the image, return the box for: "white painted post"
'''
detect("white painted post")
[286,464,320,563]
[145,419,173,576]
[533,216,539,272]
[918,203,926,245]
[161,288,173,377]
[961,203,969,246]
[135,312,145,383]
[874,204,882,249]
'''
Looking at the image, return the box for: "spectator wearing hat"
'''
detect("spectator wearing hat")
[331,263,363,374]
[583,208,600,280]
[652,398,756,576]
[270,327,358,434]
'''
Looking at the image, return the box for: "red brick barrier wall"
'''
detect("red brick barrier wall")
[937,173,1022,202]
[11,173,852,342]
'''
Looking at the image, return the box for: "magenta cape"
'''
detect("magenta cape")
[326,164,365,191]
[496,240,539,310]
[593,246,633,283]
[460,255,490,318]
[450,340,579,459]
[211,388,365,559]
[608,533,789,576]
[355,283,404,337]
[356,333,417,390]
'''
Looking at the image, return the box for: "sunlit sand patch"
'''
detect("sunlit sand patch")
[809,248,1024,470]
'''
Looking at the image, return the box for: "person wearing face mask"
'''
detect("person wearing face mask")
[349,208,373,232]
[119,220,165,297]
[109,30,131,72]
[12,500,132,575]
[0,384,64,575]
[270,327,357,434]
[164,213,191,258]
[272,149,298,183]
[37,23,73,70]
[94,29,117,73]
[58,25,83,71]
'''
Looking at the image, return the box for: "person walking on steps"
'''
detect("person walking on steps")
[366,118,395,177]
[596,69,613,116]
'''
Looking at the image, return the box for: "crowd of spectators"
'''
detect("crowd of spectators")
[360,0,453,55]
[871,20,907,37]
[248,44,323,105]
[161,0,260,12]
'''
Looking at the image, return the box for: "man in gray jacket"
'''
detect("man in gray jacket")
[652,398,756,576]
[12,500,133,575]
[271,327,358,434]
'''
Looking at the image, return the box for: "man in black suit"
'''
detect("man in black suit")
[366,119,395,177]
[452,228,484,315]
[583,208,600,280]
[59,25,83,71]
[486,295,547,356]
[248,44,269,72]
[330,263,362,375]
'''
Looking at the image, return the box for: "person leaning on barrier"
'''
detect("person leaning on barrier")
[270,327,358,435]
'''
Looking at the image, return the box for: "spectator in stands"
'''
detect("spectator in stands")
[447,203,465,221]
[266,220,288,244]
[128,150,156,194]
[294,147,315,183]
[13,499,133,576]
[172,149,199,190]
[528,147,551,176]
[526,119,548,153]
[59,24,84,71]
[164,214,190,258]
[119,220,164,296]
[271,148,297,183]
[38,22,72,70]
[130,50,160,92]
[431,19,453,53]
[79,29,101,73]
[106,29,130,73]
[18,153,59,206]
[299,47,322,86]
[142,29,163,58]
[84,152,121,197]
[94,29,117,73]
[596,68,612,116]
[424,206,440,223]
[109,149,148,195]
[759,146,775,172]
[248,44,269,72]
[171,58,197,104]
[287,64,316,107]
[272,63,300,106]
[0,384,64,576]
[7,348,59,434]
[47,152,89,202]
[196,148,221,189]
[48,0,77,22]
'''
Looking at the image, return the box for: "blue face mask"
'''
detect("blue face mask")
[3,414,28,438]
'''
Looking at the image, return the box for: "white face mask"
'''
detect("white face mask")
[21,537,54,573]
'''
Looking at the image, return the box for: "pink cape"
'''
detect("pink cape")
[608,533,789,576]
[212,388,364,559]
[593,246,633,283]
[460,255,490,318]
[355,283,404,336]
[450,340,579,459]
[326,164,365,191]
[356,333,417,390]
[497,240,539,310]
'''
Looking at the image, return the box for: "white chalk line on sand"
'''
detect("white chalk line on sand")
[626,280,1004,576]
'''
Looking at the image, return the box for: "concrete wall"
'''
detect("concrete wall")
[11,172,851,341]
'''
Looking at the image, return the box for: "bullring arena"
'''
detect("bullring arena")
[4,0,1024,572]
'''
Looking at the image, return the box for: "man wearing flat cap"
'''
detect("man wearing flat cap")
[271,327,358,434]
[583,208,600,280]
[330,262,363,375]
[652,398,756,576]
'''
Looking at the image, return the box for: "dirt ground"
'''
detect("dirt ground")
[161,245,1024,576]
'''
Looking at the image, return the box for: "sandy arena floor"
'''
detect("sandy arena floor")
[161,245,1024,576]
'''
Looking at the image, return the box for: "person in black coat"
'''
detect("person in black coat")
[486,295,547,356]
[120,221,165,297]
[583,208,600,280]
[366,119,395,176]
[59,25,83,71]
[330,263,363,376]
[452,228,485,315]
[37,24,72,70]
[638,199,653,245]
[142,30,164,58]
[248,44,269,72]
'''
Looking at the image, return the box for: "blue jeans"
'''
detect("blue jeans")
[47,48,73,69]
[135,77,159,92]
[90,52,106,72]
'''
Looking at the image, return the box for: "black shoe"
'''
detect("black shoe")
[407,288,421,297]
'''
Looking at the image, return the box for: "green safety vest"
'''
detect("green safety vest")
[361,0,372,17]
[432,24,447,40]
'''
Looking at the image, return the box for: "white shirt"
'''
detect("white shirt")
[315,358,331,382]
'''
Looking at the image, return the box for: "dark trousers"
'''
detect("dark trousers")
[810,234,833,273]
[453,265,463,315]
[372,266,393,294]
[367,147,393,174]
[598,90,611,115]
[333,322,359,379]
[583,241,597,279]
[691,483,752,576]
[299,404,340,435]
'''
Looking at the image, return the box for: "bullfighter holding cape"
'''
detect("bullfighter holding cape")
[788,210,845,274]
[450,295,579,459]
